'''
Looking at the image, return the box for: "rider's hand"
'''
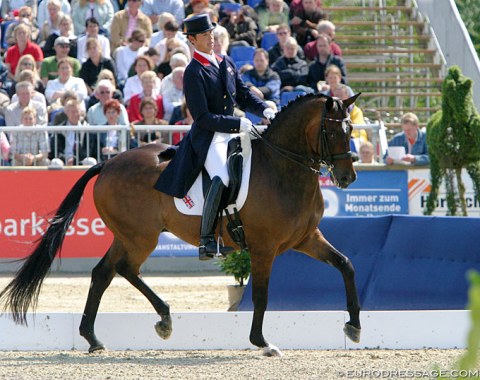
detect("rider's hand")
[240,117,253,133]
[263,108,276,121]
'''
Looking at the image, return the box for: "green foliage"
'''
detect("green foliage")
[216,250,251,286]
[455,0,480,58]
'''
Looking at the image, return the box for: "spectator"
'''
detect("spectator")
[51,90,85,126]
[4,23,44,80]
[159,52,188,97]
[213,25,230,55]
[76,17,111,63]
[222,5,258,48]
[49,98,89,165]
[150,12,187,48]
[268,24,305,64]
[86,69,124,109]
[123,56,161,105]
[45,58,88,106]
[9,107,49,166]
[154,20,191,64]
[385,112,429,166]
[12,69,47,107]
[132,97,169,145]
[79,38,117,95]
[0,131,10,166]
[42,13,77,58]
[110,0,152,52]
[10,54,45,97]
[319,64,352,96]
[1,0,37,20]
[271,36,309,92]
[37,0,71,33]
[306,33,346,90]
[141,0,185,28]
[39,0,62,44]
[172,99,192,144]
[289,0,326,47]
[40,36,82,85]
[5,81,48,126]
[3,6,40,48]
[257,0,289,34]
[100,98,122,159]
[356,141,379,165]
[242,48,281,105]
[72,0,114,36]
[87,79,129,126]
[334,83,367,146]
[127,70,164,122]
[186,0,212,18]
[304,20,342,61]
[113,29,149,83]
[162,66,185,122]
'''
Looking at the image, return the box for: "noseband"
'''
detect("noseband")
[251,102,353,176]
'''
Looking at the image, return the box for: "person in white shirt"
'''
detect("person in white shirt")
[154,20,191,63]
[87,79,129,126]
[76,17,111,63]
[149,11,187,48]
[122,55,161,104]
[162,66,185,122]
[45,57,88,104]
[5,81,48,127]
[114,29,149,83]
[159,52,188,97]
[37,0,71,33]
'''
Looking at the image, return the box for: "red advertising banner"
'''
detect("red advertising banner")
[0,170,112,258]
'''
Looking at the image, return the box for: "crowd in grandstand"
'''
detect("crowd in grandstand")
[0,0,428,167]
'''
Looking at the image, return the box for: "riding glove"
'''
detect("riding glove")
[240,117,253,133]
[263,108,276,121]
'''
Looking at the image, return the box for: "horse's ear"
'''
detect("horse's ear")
[342,93,361,109]
[325,96,334,111]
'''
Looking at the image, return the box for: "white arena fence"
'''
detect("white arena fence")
[0,122,387,167]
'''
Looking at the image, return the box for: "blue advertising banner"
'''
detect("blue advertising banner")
[320,170,408,216]
[152,232,197,257]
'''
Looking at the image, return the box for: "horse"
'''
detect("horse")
[0,93,362,357]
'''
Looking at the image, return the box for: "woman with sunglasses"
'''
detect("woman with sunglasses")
[43,13,77,58]
[72,0,114,36]
[10,55,45,98]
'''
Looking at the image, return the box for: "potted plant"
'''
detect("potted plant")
[217,249,251,311]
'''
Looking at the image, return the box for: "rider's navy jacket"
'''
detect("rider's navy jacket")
[155,51,268,198]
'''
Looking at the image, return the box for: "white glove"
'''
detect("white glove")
[263,107,276,121]
[240,117,253,133]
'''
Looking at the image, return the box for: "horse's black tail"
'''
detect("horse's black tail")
[0,162,106,325]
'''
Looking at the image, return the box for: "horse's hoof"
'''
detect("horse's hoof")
[343,323,361,343]
[155,320,172,340]
[262,344,283,357]
[88,344,106,353]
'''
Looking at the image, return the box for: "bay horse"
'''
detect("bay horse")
[0,93,361,357]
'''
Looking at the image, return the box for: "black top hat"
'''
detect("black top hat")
[183,14,216,35]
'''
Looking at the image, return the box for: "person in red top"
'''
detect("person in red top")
[303,19,342,61]
[127,70,165,122]
[5,23,44,80]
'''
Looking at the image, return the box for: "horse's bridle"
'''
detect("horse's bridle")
[251,101,353,175]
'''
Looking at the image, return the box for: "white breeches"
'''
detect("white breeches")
[205,132,240,187]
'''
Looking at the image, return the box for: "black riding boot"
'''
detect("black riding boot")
[199,176,235,261]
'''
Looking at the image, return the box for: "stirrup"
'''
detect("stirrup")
[199,237,234,261]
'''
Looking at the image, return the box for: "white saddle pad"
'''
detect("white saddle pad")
[174,135,252,216]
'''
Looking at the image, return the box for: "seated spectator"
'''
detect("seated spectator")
[221,5,258,48]
[5,81,48,126]
[114,29,149,83]
[385,112,429,166]
[172,99,192,144]
[257,0,289,34]
[143,47,161,68]
[51,90,85,126]
[289,0,326,47]
[48,98,89,165]
[304,20,342,61]
[141,0,185,29]
[268,24,305,64]
[154,20,191,63]
[72,0,114,36]
[41,36,82,85]
[3,6,40,49]
[79,38,117,95]
[213,25,230,55]
[334,83,367,146]
[43,13,77,58]
[162,66,185,122]
[156,43,190,79]
[45,57,88,105]
[37,0,71,34]
[186,0,213,18]
[271,37,309,92]
[9,107,49,166]
[356,141,379,165]
[124,56,161,104]
[4,23,44,80]
[159,53,188,96]
[76,17,111,63]
[39,0,62,44]
[86,69,124,109]
[0,130,10,166]
[9,54,46,98]
[100,99,122,159]
[306,33,347,90]
[319,64,353,97]
[87,79,129,126]
[1,0,37,20]
[150,12,187,48]
[127,70,165,122]
[12,69,47,107]
[110,0,152,51]
[242,48,281,105]
[132,98,169,145]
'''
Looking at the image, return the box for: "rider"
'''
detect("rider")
[154,14,276,260]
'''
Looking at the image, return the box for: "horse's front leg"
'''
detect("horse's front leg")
[248,250,283,357]
[295,228,361,343]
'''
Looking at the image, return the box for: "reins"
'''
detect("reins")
[250,98,353,176]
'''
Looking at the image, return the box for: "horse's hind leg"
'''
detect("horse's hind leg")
[295,228,361,343]
[115,260,172,340]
